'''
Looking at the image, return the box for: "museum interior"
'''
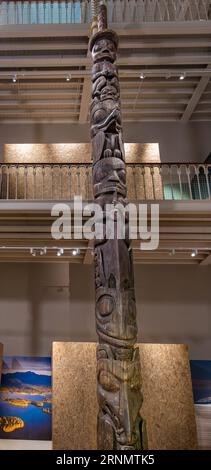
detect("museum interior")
[0,0,210,453]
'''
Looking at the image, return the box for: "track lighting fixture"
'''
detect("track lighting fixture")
[169,249,176,256]
[191,249,198,258]
[72,249,80,256]
[57,248,64,257]
[12,74,17,83]
[30,247,47,257]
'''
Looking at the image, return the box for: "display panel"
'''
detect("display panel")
[190,360,211,449]
[0,356,52,441]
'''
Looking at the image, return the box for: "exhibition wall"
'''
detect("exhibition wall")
[0,121,210,163]
[0,262,210,359]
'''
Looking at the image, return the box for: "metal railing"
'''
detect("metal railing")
[0,0,210,25]
[0,162,211,201]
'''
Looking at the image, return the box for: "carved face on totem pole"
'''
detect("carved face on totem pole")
[96,285,137,346]
[90,31,124,165]
[94,241,137,346]
[97,348,143,449]
[91,36,117,64]
[93,157,126,198]
[92,62,120,102]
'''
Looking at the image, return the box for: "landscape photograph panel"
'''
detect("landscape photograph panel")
[0,356,52,440]
[190,360,211,450]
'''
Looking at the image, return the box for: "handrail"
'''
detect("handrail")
[0,162,210,201]
[0,162,209,167]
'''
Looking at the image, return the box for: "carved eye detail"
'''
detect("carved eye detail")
[93,108,107,125]
[117,169,126,184]
[99,371,120,392]
[94,44,101,53]
[97,295,114,316]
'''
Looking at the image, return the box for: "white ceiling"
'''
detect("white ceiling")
[0,20,211,123]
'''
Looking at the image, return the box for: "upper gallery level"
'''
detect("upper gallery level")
[0,143,211,267]
[1,1,210,26]
[0,0,211,123]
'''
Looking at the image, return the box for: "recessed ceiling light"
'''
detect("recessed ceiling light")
[179,72,186,81]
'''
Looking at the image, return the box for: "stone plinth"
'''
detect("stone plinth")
[52,342,198,450]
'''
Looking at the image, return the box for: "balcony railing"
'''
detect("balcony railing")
[0,162,211,202]
[0,0,210,26]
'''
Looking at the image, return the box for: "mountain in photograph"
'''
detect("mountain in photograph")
[2,371,51,388]
[190,360,211,403]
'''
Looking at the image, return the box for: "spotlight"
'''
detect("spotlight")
[191,250,198,258]
[57,248,64,257]
[179,72,186,81]
[65,74,71,82]
[140,72,145,80]
[12,74,17,83]
[169,249,176,256]
[40,248,47,256]
[72,248,80,256]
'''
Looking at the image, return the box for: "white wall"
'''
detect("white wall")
[0,122,210,163]
[0,262,210,360]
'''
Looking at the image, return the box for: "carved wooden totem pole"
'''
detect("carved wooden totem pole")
[90,3,147,450]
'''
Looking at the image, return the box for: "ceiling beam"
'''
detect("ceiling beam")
[200,254,211,265]
[0,98,188,107]
[0,22,211,39]
[0,101,81,108]
[0,54,211,68]
[181,65,211,122]
[79,77,91,123]
[1,38,211,51]
[0,89,196,98]
[122,108,182,114]
[0,118,179,124]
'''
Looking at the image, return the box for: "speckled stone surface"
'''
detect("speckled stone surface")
[52,342,198,450]
[4,143,160,164]
[140,344,197,450]
[0,343,3,385]
[53,343,97,450]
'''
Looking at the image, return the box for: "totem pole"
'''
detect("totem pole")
[90,3,147,450]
